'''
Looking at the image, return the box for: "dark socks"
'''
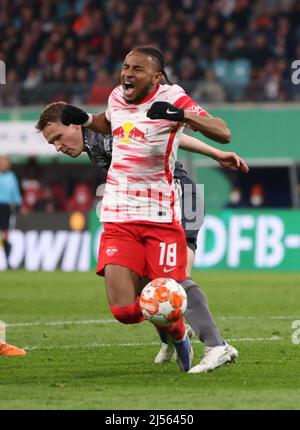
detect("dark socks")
[181,278,224,347]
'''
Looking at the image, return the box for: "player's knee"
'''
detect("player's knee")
[110,301,145,324]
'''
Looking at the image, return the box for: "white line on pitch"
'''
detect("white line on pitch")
[6,319,118,328]
[6,316,299,328]
[23,336,282,352]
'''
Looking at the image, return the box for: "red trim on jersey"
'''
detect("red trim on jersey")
[165,130,176,185]
[132,85,160,105]
[174,95,208,116]
[165,129,176,220]
[112,163,131,171]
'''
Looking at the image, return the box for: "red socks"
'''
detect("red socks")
[110,297,145,324]
[155,317,186,342]
[110,297,185,342]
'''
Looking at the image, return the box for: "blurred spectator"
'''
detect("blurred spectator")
[51,181,67,211]
[87,70,114,105]
[0,156,22,260]
[35,183,58,213]
[20,158,42,214]
[249,184,265,208]
[71,67,90,104]
[0,70,20,106]
[224,186,247,209]
[66,182,93,213]
[192,68,226,103]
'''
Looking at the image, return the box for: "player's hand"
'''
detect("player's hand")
[217,151,249,173]
[147,102,184,122]
[61,105,91,126]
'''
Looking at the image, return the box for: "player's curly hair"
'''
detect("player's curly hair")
[131,46,173,84]
[35,101,67,131]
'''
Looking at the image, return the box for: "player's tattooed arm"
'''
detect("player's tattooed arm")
[180,134,249,173]
[61,105,111,134]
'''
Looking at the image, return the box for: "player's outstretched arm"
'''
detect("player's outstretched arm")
[179,134,249,173]
[61,105,111,134]
[147,101,231,144]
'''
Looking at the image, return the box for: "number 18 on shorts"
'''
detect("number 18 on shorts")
[96,221,187,281]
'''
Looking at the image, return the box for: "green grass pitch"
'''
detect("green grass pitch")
[1,270,300,410]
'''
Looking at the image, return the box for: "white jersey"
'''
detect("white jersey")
[100,83,207,223]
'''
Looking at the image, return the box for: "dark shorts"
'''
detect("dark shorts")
[0,203,11,231]
[175,165,204,253]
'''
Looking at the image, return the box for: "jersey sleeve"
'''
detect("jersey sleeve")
[167,84,208,130]
[174,94,208,117]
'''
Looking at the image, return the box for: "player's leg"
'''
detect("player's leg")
[153,241,225,364]
[0,204,12,259]
[2,229,11,259]
[104,264,145,324]
[177,173,238,372]
[97,222,146,325]
[183,243,238,373]
[143,222,193,372]
[98,222,192,370]
[183,244,224,347]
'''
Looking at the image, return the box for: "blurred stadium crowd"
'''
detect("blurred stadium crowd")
[1,0,300,105]
[11,157,98,214]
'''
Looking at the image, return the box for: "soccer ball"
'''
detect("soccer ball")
[139,278,187,326]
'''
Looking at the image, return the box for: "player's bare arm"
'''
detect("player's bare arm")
[89,112,111,134]
[183,111,231,144]
[61,105,111,134]
[147,101,231,144]
[179,134,249,172]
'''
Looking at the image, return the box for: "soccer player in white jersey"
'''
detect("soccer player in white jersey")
[37,101,248,370]
[60,46,238,373]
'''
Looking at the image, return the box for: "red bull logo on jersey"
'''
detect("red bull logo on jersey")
[112,122,146,143]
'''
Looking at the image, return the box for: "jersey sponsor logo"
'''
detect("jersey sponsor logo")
[106,246,118,256]
[112,122,146,143]
[163,267,176,273]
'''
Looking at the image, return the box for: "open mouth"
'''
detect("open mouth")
[123,81,135,97]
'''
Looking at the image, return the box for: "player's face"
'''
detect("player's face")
[43,122,84,158]
[121,51,162,103]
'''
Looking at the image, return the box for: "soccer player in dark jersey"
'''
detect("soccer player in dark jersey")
[37,101,248,373]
